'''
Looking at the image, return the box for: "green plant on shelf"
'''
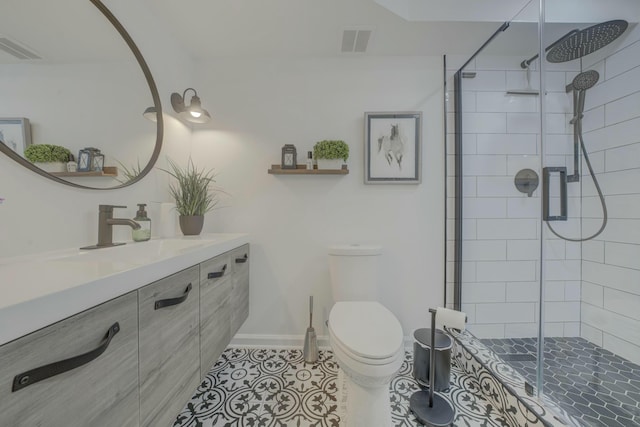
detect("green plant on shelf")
[24,144,72,163]
[313,140,349,161]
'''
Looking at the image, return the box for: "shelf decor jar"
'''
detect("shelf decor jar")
[313,140,348,170]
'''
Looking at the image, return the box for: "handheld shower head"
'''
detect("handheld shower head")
[572,70,600,91]
[569,70,600,117]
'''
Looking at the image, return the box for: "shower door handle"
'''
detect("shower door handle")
[543,167,567,221]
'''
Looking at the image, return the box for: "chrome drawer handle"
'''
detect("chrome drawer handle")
[154,283,192,310]
[12,322,120,392]
[235,254,248,264]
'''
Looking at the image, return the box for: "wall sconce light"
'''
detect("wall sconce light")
[171,88,211,123]
[143,106,158,122]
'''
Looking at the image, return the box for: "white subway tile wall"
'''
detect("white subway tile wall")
[579,28,640,363]
[450,48,582,339]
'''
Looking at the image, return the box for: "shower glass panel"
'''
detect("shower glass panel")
[456,0,544,392]
[453,0,640,425]
[540,2,640,426]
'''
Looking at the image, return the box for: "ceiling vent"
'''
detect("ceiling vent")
[341,28,373,53]
[0,37,41,60]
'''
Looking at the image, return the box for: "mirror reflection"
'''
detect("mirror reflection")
[0,0,159,189]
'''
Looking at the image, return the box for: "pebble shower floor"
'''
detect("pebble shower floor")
[174,347,517,427]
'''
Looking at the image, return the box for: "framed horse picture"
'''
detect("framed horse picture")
[364,111,422,184]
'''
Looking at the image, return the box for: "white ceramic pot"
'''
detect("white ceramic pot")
[34,162,68,173]
[316,159,344,170]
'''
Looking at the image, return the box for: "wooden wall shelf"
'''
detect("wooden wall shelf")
[268,164,348,175]
[52,166,118,178]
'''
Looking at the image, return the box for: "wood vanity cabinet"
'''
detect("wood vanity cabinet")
[0,292,139,427]
[199,252,232,375]
[138,265,200,427]
[229,244,250,337]
[0,243,250,427]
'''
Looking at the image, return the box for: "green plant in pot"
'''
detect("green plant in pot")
[313,140,349,170]
[24,144,72,173]
[161,158,221,236]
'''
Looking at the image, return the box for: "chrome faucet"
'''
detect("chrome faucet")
[81,205,141,250]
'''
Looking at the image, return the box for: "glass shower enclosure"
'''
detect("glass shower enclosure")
[448,0,640,425]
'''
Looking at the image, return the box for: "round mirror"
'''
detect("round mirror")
[0,0,162,189]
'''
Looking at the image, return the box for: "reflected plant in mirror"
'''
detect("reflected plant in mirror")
[24,144,72,173]
[115,159,143,185]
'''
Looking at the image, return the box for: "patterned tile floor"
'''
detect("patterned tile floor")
[481,337,640,427]
[174,347,514,427]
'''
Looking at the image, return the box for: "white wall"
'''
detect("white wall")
[190,56,445,341]
[578,24,640,365]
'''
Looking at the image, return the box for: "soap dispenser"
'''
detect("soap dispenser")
[132,203,151,242]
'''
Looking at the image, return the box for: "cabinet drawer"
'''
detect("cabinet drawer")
[138,265,200,427]
[200,265,231,375]
[0,292,139,427]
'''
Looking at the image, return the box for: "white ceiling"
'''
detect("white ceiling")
[140,0,504,59]
[374,0,640,23]
[0,0,637,64]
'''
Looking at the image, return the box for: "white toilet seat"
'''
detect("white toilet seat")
[330,331,403,366]
[328,301,404,365]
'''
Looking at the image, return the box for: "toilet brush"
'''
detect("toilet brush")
[303,296,318,364]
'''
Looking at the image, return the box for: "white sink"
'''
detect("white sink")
[66,238,218,264]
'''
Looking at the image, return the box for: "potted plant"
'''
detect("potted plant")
[161,158,221,236]
[24,144,72,173]
[313,140,349,170]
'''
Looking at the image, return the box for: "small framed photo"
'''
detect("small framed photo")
[364,112,421,184]
[0,118,32,157]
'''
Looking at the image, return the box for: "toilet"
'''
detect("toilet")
[327,244,404,427]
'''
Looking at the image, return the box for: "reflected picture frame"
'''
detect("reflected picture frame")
[0,118,32,158]
[364,111,421,184]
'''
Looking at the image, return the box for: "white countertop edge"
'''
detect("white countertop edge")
[0,233,249,346]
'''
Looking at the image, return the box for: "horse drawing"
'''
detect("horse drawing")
[377,124,405,170]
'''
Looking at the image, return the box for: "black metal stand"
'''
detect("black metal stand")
[409,309,455,427]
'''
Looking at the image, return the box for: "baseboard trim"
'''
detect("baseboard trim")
[231,334,331,349]
[230,333,415,351]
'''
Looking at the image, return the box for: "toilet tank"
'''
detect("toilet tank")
[328,244,382,301]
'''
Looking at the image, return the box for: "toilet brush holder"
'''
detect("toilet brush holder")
[303,296,318,364]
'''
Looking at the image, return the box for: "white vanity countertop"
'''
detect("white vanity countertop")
[0,233,249,346]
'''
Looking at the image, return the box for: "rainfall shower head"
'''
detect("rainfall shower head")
[572,70,600,91]
[546,20,628,63]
